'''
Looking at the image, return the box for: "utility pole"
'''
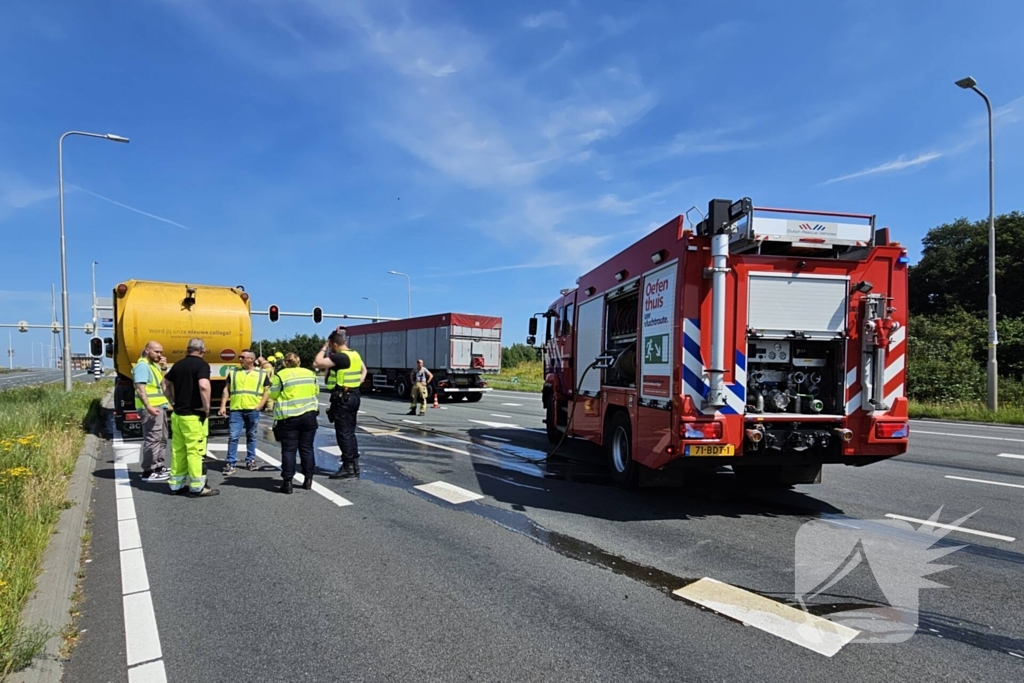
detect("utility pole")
[7,332,12,370]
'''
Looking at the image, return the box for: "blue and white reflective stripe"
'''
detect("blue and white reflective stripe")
[681,317,746,416]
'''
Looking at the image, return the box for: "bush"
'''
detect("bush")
[501,343,538,370]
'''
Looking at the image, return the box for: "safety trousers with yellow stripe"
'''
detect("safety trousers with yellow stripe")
[168,413,209,493]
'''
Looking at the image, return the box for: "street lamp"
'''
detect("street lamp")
[91,260,99,334]
[362,296,380,322]
[59,131,129,391]
[387,270,412,318]
[956,76,998,411]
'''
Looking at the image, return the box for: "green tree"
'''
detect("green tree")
[909,211,1024,317]
[253,334,325,369]
[501,343,538,369]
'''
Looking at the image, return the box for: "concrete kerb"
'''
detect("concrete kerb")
[8,391,111,683]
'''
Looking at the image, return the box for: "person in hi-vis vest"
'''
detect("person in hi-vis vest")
[314,327,366,480]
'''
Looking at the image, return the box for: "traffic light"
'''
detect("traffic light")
[89,337,103,358]
[269,305,279,323]
[312,307,323,324]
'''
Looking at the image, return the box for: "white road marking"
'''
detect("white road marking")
[118,519,142,552]
[673,578,859,657]
[915,419,1024,433]
[208,444,353,507]
[998,453,1024,460]
[501,403,523,407]
[113,460,166,679]
[476,471,547,491]
[120,548,151,596]
[884,514,1015,542]
[481,435,511,442]
[129,660,169,683]
[388,433,470,456]
[402,419,422,425]
[414,480,484,504]
[490,413,513,419]
[469,419,522,429]
[914,430,1024,443]
[123,591,163,666]
[945,475,1024,490]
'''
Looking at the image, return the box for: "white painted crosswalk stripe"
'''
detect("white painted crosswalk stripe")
[414,481,484,505]
[673,578,859,657]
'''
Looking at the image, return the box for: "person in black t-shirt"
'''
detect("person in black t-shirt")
[164,338,219,497]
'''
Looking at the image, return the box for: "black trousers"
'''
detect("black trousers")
[332,390,360,464]
[277,411,318,480]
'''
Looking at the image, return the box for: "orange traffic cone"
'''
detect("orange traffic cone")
[432,393,440,409]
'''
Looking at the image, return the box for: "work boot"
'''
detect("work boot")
[280,479,293,494]
[330,461,359,479]
[407,408,417,415]
[189,486,220,498]
[301,476,313,490]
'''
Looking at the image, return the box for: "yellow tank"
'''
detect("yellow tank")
[113,280,252,381]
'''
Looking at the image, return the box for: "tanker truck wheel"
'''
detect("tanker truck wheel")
[465,393,482,403]
[606,412,638,489]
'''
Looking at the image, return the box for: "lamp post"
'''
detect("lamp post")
[955,76,997,411]
[91,260,99,334]
[387,271,412,318]
[362,296,380,322]
[59,131,129,391]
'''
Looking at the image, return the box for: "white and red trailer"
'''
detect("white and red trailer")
[533,198,909,487]
[346,313,502,402]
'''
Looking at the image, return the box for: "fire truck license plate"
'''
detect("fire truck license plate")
[686,444,735,456]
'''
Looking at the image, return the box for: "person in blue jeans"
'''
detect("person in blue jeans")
[217,350,271,475]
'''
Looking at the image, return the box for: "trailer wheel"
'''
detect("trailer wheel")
[465,393,482,403]
[394,376,410,400]
[606,412,638,489]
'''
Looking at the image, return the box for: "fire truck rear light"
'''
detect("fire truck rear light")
[875,422,909,439]
[684,421,722,440]
[834,428,854,443]
[124,412,141,422]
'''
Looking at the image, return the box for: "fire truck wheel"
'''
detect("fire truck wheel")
[606,412,638,489]
[545,401,561,444]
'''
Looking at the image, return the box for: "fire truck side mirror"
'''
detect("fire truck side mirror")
[528,318,538,336]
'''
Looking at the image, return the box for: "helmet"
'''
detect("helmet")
[274,352,284,360]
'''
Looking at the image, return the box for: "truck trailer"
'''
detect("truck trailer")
[107,280,252,437]
[533,198,909,488]
[345,313,502,401]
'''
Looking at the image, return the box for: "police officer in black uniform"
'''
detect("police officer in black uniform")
[313,327,366,479]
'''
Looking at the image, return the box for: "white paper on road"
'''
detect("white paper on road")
[673,578,859,657]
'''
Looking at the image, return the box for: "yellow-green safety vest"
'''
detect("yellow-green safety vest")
[134,358,169,410]
[270,367,319,420]
[325,350,363,390]
[228,367,267,411]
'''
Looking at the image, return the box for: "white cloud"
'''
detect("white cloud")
[597,194,637,215]
[823,152,943,185]
[522,11,566,29]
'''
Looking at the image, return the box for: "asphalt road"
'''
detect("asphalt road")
[0,368,92,389]
[61,391,1024,682]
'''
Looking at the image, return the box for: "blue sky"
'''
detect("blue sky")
[2,0,1023,366]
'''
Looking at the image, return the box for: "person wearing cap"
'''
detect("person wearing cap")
[314,327,366,479]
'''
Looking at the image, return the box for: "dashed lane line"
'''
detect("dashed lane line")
[113,461,167,681]
[998,453,1024,460]
[945,475,1024,490]
[500,403,523,407]
[414,481,485,504]
[672,578,859,657]
[207,444,353,507]
[490,414,513,419]
[914,430,1024,443]
[884,513,1015,542]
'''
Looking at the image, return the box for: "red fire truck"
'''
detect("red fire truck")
[531,198,909,488]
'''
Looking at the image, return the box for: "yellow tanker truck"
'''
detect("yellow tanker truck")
[107,280,252,437]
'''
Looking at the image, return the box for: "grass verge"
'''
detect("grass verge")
[908,399,1024,425]
[0,380,110,678]
[487,360,544,393]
